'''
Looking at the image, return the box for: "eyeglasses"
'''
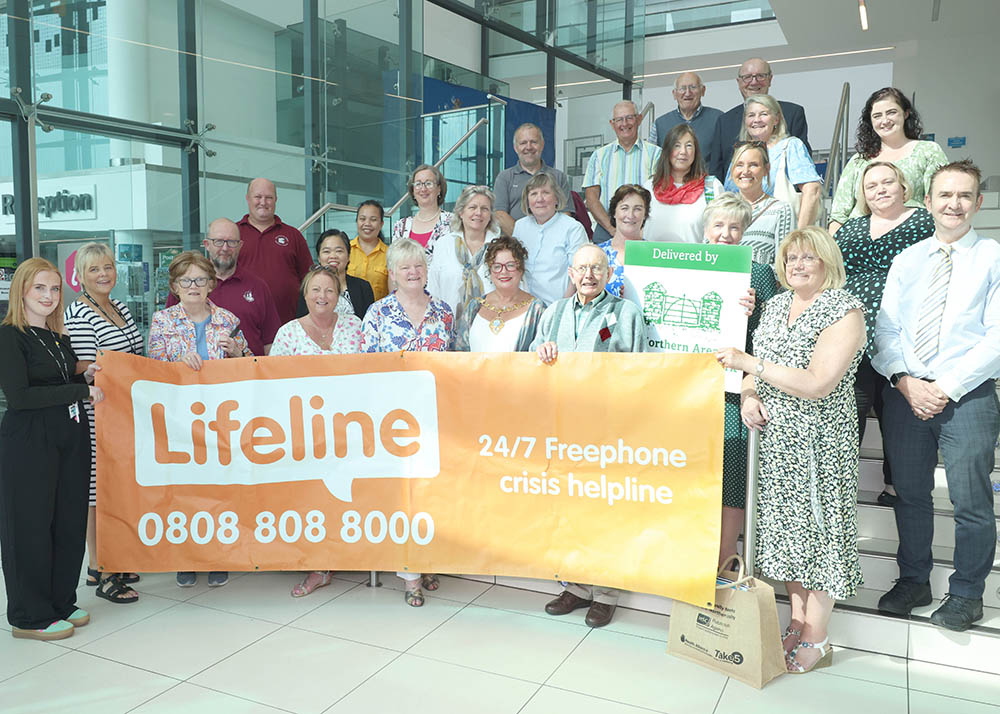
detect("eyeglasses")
[490,261,520,274]
[572,264,606,276]
[610,114,639,125]
[785,254,820,266]
[675,84,702,93]
[412,180,438,189]
[177,276,210,288]
[738,72,771,83]
[207,238,241,248]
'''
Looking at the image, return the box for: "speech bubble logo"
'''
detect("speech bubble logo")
[131,371,440,501]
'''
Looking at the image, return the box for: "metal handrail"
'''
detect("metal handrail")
[639,100,655,139]
[743,427,761,573]
[299,202,356,233]
[825,83,852,204]
[386,116,491,216]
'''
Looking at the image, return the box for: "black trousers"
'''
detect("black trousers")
[0,402,90,629]
[854,354,892,486]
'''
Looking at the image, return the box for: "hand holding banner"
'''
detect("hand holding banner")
[96,350,724,607]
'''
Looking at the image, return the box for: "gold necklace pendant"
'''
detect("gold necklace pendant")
[489,317,505,334]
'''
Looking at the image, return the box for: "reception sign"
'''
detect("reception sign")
[623,242,752,392]
[96,350,724,607]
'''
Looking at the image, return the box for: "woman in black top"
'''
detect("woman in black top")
[0,258,104,641]
[296,229,375,320]
[834,161,934,506]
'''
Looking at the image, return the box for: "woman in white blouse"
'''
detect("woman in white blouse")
[643,124,723,243]
[427,185,501,314]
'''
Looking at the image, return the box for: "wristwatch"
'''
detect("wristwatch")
[755,359,765,377]
[890,372,908,388]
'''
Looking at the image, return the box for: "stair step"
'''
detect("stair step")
[857,499,1000,549]
[858,488,1000,518]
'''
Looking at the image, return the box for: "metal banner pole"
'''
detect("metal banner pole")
[743,427,761,573]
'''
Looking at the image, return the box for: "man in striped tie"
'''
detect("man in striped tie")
[872,160,1000,631]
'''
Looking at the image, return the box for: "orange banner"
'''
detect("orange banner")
[95,350,723,607]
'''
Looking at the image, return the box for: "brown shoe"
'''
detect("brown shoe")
[585,602,616,628]
[545,591,592,616]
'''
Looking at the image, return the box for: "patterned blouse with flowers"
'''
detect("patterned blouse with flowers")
[360,291,453,353]
[148,300,250,362]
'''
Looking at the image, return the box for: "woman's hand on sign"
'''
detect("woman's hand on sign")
[739,287,756,317]
[84,362,102,383]
[715,347,750,372]
[181,351,203,371]
[89,385,105,404]
[740,394,769,430]
[536,341,559,364]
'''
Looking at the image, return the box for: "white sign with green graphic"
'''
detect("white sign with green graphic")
[623,242,752,393]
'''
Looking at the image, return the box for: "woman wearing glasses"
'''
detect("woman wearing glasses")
[643,125,723,243]
[391,165,454,263]
[148,251,249,589]
[427,185,501,315]
[726,141,795,267]
[723,94,821,230]
[452,236,544,352]
[828,87,945,233]
[717,227,865,674]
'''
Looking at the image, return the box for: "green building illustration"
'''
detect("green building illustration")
[642,282,723,331]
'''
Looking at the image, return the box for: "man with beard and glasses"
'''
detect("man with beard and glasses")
[167,218,281,356]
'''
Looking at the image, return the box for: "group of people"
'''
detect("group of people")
[1,62,996,687]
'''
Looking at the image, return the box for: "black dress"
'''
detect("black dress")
[0,324,91,630]
[296,273,375,320]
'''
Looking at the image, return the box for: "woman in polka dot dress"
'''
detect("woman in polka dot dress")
[834,161,934,506]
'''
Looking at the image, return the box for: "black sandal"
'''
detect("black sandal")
[95,574,139,604]
[117,572,141,584]
[86,567,101,587]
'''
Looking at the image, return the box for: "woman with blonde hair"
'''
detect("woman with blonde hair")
[717,227,865,674]
[64,242,143,603]
[0,258,103,640]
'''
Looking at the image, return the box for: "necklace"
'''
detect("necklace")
[82,292,141,355]
[307,314,336,349]
[478,296,533,334]
[415,208,441,222]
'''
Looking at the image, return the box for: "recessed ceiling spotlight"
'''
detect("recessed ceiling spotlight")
[859,0,870,31]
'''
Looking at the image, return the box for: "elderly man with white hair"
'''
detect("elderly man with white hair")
[583,100,661,244]
[649,71,722,157]
[532,243,647,627]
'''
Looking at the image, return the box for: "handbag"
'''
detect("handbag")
[667,554,786,689]
[771,142,801,225]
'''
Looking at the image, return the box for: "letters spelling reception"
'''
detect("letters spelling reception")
[96,350,724,607]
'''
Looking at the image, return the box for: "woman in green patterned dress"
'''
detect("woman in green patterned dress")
[716,227,866,675]
[702,193,778,570]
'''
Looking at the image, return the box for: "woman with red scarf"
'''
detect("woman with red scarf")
[642,124,723,243]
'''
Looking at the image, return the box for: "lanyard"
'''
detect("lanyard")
[82,293,141,354]
[31,327,71,384]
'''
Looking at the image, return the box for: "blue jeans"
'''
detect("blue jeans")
[882,379,999,599]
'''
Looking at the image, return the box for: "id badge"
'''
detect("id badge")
[68,402,80,423]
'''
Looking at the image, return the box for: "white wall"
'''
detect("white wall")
[424,4,481,71]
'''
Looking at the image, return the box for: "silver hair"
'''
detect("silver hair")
[450,185,498,235]
[702,192,753,234]
[386,237,427,272]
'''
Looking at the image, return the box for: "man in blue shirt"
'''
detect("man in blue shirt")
[873,160,1000,632]
[649,72,722,157]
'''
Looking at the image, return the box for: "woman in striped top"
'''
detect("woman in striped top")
[64,242,143,604]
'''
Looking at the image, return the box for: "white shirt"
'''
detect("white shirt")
[426,228,498,314]
[513,212,588,306]
[873,228,1000,401]
[641,176,725,244]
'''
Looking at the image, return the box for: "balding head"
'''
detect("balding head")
[203,217,243,275]
[673,72,705,117]
[246,178,277,227]
[737,57,773,99]
[568,244,611,302]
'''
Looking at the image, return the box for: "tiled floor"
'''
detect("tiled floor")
[2,570,1000,714]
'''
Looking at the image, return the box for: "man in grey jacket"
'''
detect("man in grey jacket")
[533,244,646,627]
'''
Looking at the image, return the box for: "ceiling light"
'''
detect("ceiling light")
[859,0,869,31]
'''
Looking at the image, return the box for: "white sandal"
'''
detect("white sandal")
[786,637,833,673]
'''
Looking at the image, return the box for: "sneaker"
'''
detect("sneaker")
[176,571,197,587]
[12,620,74,641]
[207,571,229,587]
[877,580,932,616]
[66,608,90,627]
[929,594,983,632]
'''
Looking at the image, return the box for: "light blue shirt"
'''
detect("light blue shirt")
[872,228,1000,401]
[513,212,588,307]
[193,316,211,361]
[723,136,821,195]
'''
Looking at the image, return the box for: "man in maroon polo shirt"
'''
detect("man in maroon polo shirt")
[167,218,282,355]
[236,177,314,322]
